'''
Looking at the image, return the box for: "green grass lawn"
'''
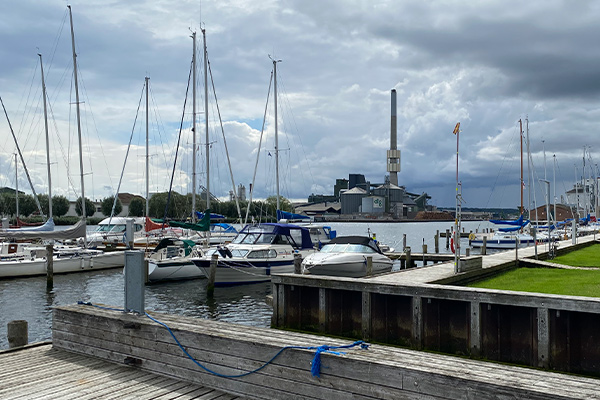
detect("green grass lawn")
[549,244,600,267]
[467,268,600,298]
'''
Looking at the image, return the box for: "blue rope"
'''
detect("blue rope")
[77,301,369,378]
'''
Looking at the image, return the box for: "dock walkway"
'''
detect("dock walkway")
[375,234,597,284]
[0,343,240,400]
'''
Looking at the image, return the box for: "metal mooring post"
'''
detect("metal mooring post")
[124,250,145,314]
[126,218,135,249]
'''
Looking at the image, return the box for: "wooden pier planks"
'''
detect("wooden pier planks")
[0,343,240,400]
[51,304,600,400]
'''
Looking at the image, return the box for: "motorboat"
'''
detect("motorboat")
[146,238,205,282]
[301,236,393,277]
[190,223,317,286]
[87,217,146,248]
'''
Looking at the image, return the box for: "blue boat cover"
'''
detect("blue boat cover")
[277,209,310,221]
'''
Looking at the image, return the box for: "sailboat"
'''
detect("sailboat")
[471,119,535,249]
[0,6,124,278]
[190,57,320,286]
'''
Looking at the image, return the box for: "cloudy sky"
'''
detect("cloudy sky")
[1,0,599,210]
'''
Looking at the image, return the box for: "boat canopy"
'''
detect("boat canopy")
[490,214,525,226]
[3,217,55,233]
[234,223,313,249]
[327,236,384,254]
[211,223,237,233]
[195,211,225,220]
[0,218,85,240]
[276,209,310,221]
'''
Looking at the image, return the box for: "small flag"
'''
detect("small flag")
[453,122,460,135]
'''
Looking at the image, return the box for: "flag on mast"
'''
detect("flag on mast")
[453,122,460,135]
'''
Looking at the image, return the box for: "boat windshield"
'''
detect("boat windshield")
[95,224,125,233]
[320,243,376,254]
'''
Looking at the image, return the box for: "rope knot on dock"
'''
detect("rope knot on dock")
[311,341,369,377]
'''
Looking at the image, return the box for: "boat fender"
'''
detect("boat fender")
[468,233,475,241]
[450,237,455,254]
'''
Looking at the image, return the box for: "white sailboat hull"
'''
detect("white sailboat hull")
[0,251,124,278]
[147,257,204,282]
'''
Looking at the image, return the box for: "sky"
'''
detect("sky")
[1,0,600,210]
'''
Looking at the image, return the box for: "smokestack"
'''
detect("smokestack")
[391,89,397,151]
[387,89,400,186]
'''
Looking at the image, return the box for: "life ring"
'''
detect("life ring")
[450,237,455,254]
[468,233,475,241]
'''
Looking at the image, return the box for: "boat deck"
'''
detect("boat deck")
[0,343,241,400]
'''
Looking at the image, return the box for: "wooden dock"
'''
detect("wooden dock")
[0,343,240,399]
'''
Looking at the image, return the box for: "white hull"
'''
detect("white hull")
[147,258,204,282]
[0,251,124,278]
[302,253,393,277]
[195,262,296,285]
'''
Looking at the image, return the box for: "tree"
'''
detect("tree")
[101,196,122,217]
[75,197,95,217]
[18,194,37,217]
[129,197,145,217]
[37,194,50,216]
[52,195,70,217]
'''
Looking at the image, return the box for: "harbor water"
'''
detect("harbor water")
[0,220,492,349]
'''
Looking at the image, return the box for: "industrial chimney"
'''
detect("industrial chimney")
[387,89,401,186]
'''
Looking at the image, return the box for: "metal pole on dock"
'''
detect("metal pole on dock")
[46,244,53,289]
[532,227,538,260]
[445,229,450,249]
[124,250,145,314]
[7,320,28,348]
[294,253,302,274]
[435,230,439,253]
[207,253,218,298]
[366,256,373,276]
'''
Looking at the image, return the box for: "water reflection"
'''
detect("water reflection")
[0,269,272,349]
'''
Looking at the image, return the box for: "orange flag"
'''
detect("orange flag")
[453,122,460,135]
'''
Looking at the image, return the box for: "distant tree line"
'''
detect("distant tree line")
[0,191,293,223]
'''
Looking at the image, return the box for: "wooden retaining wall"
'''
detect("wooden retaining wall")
[52,304,599,399]
[271,271,600,377]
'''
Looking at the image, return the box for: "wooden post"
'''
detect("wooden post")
[482,236,487,255]
[46,244,53,289]
[402,234,407,251]
[366,256,373,276]
[294,253,302,274]
[445,229,450,249]
[434,230,439,253]
[422,243,427,266]
[7,320,28,348]
[405,246,412,269]
[207,253,218,298]
[465,248,470,256]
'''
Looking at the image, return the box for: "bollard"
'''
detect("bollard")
[366,256,373,276]
[294,253,302,274]
[124,250,145,314]
[46,244,54,289]
[207,253,218,298]
[405,246,412,269]
[445,229,450,249]
[7,320,28,348]
[434,230,439,253]
[482,237,487,256]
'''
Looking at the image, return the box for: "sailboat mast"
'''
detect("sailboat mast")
[15,154,19,220]
[519,119,523,216]
[145,76,150,217]
[203,29,210,212]
[39,54,53,219]
[273,58,280,211]
[191,31,197,221]
[553,154,557,224]
[68,5,87,244]
[526,117,531,222]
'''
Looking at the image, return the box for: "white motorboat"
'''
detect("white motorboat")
[301,236,393,277]
[190,223,317,286]
[146,238,205,282]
